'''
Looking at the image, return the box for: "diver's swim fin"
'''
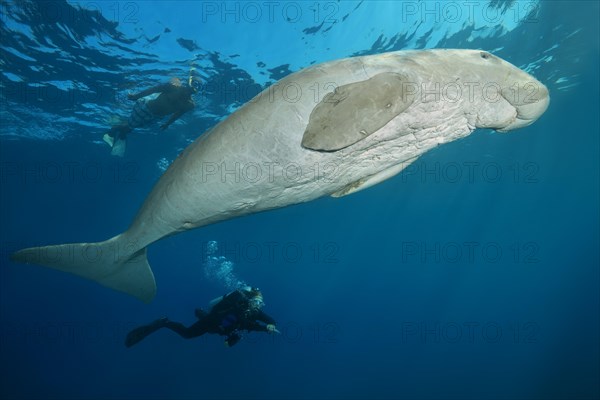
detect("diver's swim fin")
[102,133,115,147]
[125,318,168,348]
[111,137,126,157]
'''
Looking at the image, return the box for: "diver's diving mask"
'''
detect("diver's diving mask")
[250,296,264,309]
[188,75,201,93]
[250,290,264,309]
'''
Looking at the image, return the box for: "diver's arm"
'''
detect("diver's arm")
[128,84,171,101]
[160,101,194,130]
[160,109,188,130]
[245,321,270,333]
[246,320,278,334]
[254,310,277,325]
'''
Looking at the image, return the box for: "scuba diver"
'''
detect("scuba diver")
[125,287,279,348]
[103,76,198,156]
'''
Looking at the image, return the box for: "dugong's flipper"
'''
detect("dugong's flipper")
[301,72,414,151]
[331,156,419,197]
[10,236,156,302]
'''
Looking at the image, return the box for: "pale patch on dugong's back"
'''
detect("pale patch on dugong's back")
[10,49,550,303]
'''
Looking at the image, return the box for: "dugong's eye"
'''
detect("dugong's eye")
[480,52,490,60]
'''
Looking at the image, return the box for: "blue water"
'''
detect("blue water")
[1,1,598,399]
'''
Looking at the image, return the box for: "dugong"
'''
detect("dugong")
[11,49,549,302]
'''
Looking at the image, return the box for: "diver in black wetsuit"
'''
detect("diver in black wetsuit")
[125,287,278,348]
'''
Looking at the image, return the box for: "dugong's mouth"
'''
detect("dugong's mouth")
[497,81,550,132]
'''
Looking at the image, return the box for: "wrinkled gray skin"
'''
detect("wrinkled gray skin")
[12,49,550,302]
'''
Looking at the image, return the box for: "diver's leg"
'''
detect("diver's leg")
[103,127,117,147]
[125,318,209,347]
[161,319,210,339]
[104,124,131,147]
[115,124,132,140]
[194,308,207,319]
[125,317,169,348]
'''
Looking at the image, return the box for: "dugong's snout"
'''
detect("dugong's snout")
[496,76,550,132]
[415,49,550,133]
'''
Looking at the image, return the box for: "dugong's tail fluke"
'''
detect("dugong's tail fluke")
[10,235,156,303]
